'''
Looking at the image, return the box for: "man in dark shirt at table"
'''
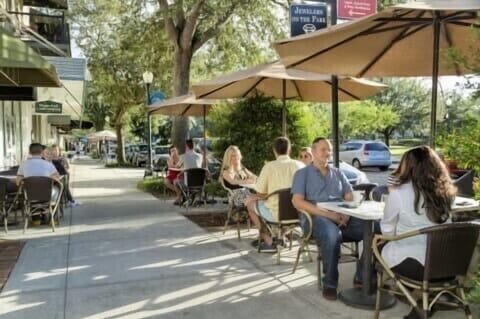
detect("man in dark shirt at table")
[291,137,369,301]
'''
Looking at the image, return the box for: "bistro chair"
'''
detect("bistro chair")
[256,188,300,265]
[454,169,475,198]
[371,185,389,202]
[220,179,250,241]
[180,168,208,212]
[0,177,18,233]
[372,222,480,319]
[22,176,63,233]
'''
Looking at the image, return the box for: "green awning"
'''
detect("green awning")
[0,28,62,87]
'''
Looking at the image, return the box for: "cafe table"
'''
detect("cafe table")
[317,196,479,310]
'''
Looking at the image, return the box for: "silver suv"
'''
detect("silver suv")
[339,140,391,171]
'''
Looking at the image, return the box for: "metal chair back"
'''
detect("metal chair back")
[353,183,378,201]
[275,188,298,221]
[0,178,10,200]
[370,185,389,202]
[454,169,475,198]
[423,222,480,281]
[184,168,208,188]
[23,176,53,202]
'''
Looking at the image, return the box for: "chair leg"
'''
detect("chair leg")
[49,207,55,232]
[23,206,29,234]
[223,208,232,234]
[374,272,383,319]
[236,220,241,241]
[317,256,323,290]
[3,205,7,233]
[276,227,282,265]
[247,216,251,232]
[292,242,304,274]
[457,287,472,319]
[422,290,429,319]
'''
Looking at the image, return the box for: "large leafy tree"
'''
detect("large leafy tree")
[156,0,289,151]
[371,78,430,144]
[71,0,173,163]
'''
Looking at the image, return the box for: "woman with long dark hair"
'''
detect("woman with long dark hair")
[381,145,457,278]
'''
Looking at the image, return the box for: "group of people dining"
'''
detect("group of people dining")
[7,143,79,225]
[214,136,458,319]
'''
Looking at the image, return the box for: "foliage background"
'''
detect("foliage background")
[209,96,317,174]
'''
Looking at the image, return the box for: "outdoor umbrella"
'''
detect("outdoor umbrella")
[148,94,220,168]
[192,61,386,136]
[87,130,117,142]
[0,28,61,87]
[274,0,480,146]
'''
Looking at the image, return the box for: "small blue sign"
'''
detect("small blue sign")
[149,91,166,105]
[290,3,327,37]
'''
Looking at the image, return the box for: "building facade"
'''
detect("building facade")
[0,0,86,169]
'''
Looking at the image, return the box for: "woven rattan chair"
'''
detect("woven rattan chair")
[0,177,18,233]
[22,176,63,233]
[256,188,300,265]
[373,222,480,319]
[220,179,250,241]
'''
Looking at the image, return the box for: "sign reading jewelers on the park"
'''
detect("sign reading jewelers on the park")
[290,3,327,37]
[338,0,377,20]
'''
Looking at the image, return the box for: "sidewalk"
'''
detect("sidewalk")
[0,158,474,319]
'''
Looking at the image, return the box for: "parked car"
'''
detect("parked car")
[132,144,149,167]
[339,140,391,171]
[153,145,170,169]
[336,161,369,185]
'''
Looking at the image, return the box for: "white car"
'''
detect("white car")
[340,140,392,171]
[335,161,370,185]
[153,145,170,168]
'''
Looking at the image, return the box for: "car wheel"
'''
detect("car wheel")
[352,159,362,170]
[379,166,389,171]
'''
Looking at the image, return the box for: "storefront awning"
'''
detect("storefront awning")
[0,28,62,87]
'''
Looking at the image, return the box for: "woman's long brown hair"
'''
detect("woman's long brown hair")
[397,146,457,223]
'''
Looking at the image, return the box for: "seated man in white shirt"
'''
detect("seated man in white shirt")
[17,143,60,199]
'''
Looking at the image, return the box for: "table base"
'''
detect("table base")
[339,288,396,310]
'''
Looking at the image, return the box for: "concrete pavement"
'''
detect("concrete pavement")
[0,158,474,319]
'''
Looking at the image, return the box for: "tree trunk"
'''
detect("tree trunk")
[171,49,193,153]
[115,123,125,164]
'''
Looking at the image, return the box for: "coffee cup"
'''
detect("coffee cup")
[350,190,364,207]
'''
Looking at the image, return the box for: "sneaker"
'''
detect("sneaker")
[258,242,277,253]
[322,287,338,301]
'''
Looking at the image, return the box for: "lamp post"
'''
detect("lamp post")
[142,71,154,177]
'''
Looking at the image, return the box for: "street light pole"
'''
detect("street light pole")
[142,71,154,177]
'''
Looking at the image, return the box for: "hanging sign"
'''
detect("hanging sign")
[290,3,327,37]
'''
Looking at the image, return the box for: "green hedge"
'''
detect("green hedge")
[137,178,227,198]
[137,178,166,194]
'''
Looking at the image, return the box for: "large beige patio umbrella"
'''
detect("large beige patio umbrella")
[148,94,220,168]
[192,61,386,136]
[274,0,480,146]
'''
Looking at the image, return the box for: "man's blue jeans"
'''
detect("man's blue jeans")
[300,214,379,289]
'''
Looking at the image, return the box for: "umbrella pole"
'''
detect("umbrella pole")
[332,76,340,168]
[203,105,207,169]
[330,0,340,168]
[282,79,287,136]
[430,16,441,149]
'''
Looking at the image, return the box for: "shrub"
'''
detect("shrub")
[210,95,314,174]
[438,118,480,173]
[137,178,166,194]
